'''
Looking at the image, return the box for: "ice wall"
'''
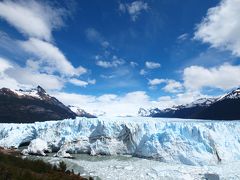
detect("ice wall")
[0,117,240,166]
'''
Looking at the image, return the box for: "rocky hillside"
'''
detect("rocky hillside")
[0,86,76,123]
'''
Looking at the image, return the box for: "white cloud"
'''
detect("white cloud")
[162,80,183,93]
[19,38,87,77]
[148,78,165,86]
[0,57,12,73]
[0,1,94,90]
[96,59,125,68]
[177,33,188,41]
[148,78,183,93]
[183,63,240,91]
[195,0,240,56]
[88,79,96,85]
[7,67,64,90]
[69,78,88,87]
[69,78,96,87]
[0,58,21,89]
[130,61,138,67]
[100,74,116,79]
[148,78,183,92]
[119,1,148,21]
[139,69,147,75]
[0,57,63,90]
[53,91,153,116]
[0,31,23,55]
[0,0,65,41]
[53,89,210,117]
[145,61,161,69]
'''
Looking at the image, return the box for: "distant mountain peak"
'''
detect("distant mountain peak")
[68,105,97,118]
[140,87,240,120]
[36,85,46,94]
[138,108,150,117]
[217,87,240,101]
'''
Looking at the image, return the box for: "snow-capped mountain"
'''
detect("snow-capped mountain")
[138,108,151,117]
[0,86,76,123]
[68,105,97,118]
[140,87,240,120]
[217,88,240,101]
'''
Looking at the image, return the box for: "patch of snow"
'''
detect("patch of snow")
[12,89,41,99]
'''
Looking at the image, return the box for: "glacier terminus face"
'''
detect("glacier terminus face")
[1,117,240,167]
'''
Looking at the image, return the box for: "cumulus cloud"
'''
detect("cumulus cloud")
[0,0,65,41]
[19,38,87,77]
[195,0,240,56]
[69,78,88,87]
[130,61,138,67]
[96,56,125,68]
[145,61,161,69]
[139,61,161,76]
[69,78,96,87]
[96,60,124,68]
[0,57,12,73]
[0,57,63,90]
[119,1,148,21]
[162,80,183,93]
[148,78,165,86]
[148,78,183,93]
[53,89,209,117]
[183,63,240,91]
[7,67,64,90]
[0,1,92,90]
[53,91,155,116]
[0,57,27,89]
[139,69,147,75]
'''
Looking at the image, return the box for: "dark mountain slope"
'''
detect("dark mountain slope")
[0,86,76,123]
[140,88,240,120]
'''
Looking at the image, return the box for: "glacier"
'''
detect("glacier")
[1,117,240,166]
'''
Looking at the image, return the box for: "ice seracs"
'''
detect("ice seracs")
[1,117,240,165]
[21,138,50,156]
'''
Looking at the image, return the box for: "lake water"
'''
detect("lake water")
[26,153,240,180]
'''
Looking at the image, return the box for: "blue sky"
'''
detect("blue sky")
[0,0,240,116]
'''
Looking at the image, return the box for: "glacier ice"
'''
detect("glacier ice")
[21,138,50,156]
[1,117,240,165]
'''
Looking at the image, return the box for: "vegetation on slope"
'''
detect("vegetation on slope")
[0,151,89,180]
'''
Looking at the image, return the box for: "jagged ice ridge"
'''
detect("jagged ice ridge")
[0,117,240,166]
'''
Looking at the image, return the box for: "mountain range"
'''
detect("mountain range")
[139,88,240,120]
[0,86,95,123]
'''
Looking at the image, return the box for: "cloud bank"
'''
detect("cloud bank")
[195,0,240,56]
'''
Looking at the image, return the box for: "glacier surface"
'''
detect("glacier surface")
[1,117,240,166]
